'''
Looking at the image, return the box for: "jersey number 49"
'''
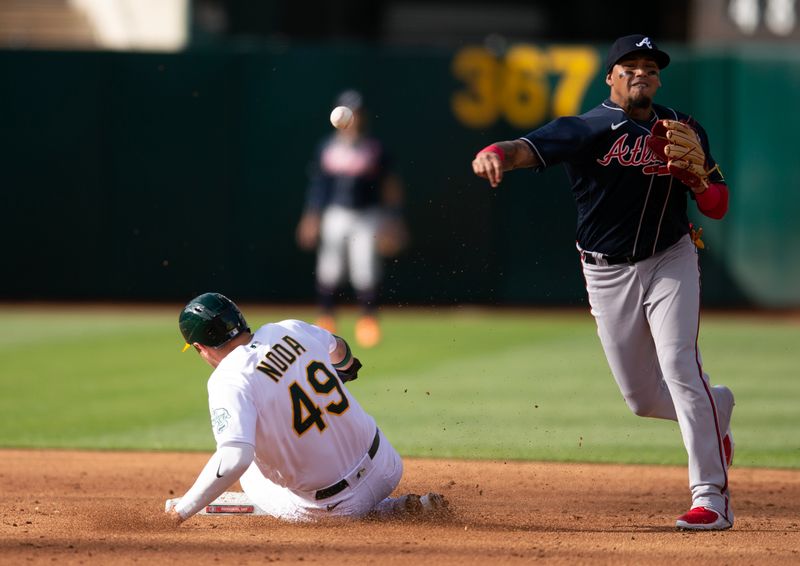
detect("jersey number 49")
[289,361,350,436]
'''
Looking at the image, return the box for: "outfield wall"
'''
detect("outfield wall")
[2,43,798,307]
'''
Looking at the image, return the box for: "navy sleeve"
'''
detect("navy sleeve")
[521,116,595,170]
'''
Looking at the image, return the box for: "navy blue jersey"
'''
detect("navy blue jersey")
[521,99,724,259]
[304,134,390,212]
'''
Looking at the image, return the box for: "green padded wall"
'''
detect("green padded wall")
[2,42,798,307]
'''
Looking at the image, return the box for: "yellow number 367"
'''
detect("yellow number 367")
[451,44,600,129]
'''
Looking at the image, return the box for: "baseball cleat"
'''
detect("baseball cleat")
[400,494,421,514]
[401,492,449,516]
[420,492,449,512]
[675,506,732,531]
[355,316,381,348]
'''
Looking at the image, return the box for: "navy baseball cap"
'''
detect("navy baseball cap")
[605,34,670,73]
[335,89,364,111]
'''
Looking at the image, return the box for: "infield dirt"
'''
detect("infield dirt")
[1,450,798,564]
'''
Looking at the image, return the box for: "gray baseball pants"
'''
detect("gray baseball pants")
[581,234,733,515]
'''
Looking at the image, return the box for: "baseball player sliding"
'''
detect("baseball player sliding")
[472,35,735,530]
[166,292,447,523]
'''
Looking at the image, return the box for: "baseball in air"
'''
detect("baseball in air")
[330,105,354,129]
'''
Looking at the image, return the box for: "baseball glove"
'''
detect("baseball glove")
[647,120,717,191]
[336,358,362,383]
[376,216,409,258]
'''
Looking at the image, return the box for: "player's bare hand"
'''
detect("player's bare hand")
[472,151,504,188]
[166,507,185,526]
[296,213,321,250]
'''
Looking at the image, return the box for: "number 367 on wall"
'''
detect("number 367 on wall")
[451,45,600,129]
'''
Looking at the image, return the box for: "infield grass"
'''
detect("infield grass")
[1,305,798,468]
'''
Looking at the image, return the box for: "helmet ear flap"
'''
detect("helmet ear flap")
[179,292,248,348]
[207,307,249,344]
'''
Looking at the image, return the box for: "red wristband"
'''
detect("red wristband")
[478,144,505,161]
[695,182,729,220]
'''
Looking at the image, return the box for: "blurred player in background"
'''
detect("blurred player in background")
[296,89,407,348]
[167,292,446,523]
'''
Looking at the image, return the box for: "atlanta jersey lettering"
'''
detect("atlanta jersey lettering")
[520,99,724,259]
[206,320,377,493]
[306,136,390,210]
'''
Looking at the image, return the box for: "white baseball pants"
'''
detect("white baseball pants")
[317,205,382,291]
[238,429,404,521]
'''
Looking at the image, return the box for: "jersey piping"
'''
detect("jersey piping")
[518,137,546,167]
[652,176,675,256]
[632,173,656,258]
[637,105,677,258]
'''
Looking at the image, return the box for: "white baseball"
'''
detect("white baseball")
[330,106,354,129]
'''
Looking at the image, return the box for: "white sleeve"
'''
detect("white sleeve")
[209,381,257,446]
[281,319,337,354]
[173,442,255,519]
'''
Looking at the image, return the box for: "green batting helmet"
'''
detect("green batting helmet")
[179,292,250,351]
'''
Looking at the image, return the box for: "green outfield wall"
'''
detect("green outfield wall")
[2,43,798,307]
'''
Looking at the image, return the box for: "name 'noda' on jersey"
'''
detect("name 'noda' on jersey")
[254,335,307,383]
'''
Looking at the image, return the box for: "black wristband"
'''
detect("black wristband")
[332,335,353,370]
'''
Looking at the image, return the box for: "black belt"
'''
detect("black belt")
[314,429,380,500]
[582,252,648,266]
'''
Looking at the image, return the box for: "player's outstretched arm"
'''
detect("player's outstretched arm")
[167,442,255,524]
[472,140,539,188]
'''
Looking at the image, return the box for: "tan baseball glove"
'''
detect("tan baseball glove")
[648,120,717,191]
[376,216,409,258]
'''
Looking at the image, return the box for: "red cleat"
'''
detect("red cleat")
[355,316,381,348]
[675,506,732,531]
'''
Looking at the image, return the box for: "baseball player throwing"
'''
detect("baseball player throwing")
[472,34,735,530]
[166,292,446,523]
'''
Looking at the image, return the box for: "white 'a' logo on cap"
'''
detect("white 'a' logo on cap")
[635,37,653,49]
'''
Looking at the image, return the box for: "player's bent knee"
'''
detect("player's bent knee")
[625,396,658,418]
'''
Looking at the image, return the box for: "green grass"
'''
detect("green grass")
[1,305,798,468]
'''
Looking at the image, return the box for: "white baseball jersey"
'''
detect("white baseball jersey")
[207,320,377,492]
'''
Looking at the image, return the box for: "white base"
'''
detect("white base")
[165,491,270,515]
